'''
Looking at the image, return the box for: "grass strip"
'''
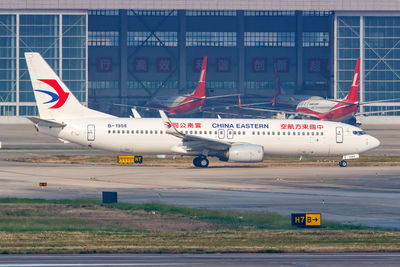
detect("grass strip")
[0,198,398,254]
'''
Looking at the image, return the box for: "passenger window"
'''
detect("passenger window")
[243,131,246,135]
[122,130,125,134]
[307,132,310,136]
[108,130,111,134]
[190,130,193,134]
[268,132,270,135]
[112,130,115,134]
[316,132,319,136]
[155,130,158,134]
[321,132,323,136]
[277,132,280,135]
[283,132,285,135]
[302,132,305,136]
[199,131,202,134]
[140,130,143,134]
[150,130,153,134]
[311,132,314,136]
[272,132,275,135]
[117,130,120,134]
[145,130,148,134]
[131,130,134,134]
[288,132,290,135]
[215,131,217,135]
[262,131,265,135]
[195,131,197,134]
[237,131,241,135]
[160,130,163,134]
[252,131,255,135]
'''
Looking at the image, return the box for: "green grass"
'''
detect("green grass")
[0,198,375,231]
[0,198,399,253]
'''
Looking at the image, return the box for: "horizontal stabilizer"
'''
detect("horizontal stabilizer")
[26,116,66,128]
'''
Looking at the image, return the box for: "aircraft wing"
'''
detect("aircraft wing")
[357,109,400,116]
[26,117,66,128]
[159,110,231,152]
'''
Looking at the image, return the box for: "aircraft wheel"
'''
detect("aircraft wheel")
[193,157,200,167]
[339,160,347,167]
[199,157,209,168]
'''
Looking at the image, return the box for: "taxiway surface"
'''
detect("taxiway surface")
[0,124,399,229]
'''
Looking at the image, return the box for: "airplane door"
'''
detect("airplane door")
[218,129,225,139]
[227,129,234,139]
[336,127,343,143]
[87,124,95,141]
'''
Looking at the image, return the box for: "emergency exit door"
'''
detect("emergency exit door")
[87,124,95,141]
[336,127,343,143]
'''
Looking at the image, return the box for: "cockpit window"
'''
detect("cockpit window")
[353,130,366,135]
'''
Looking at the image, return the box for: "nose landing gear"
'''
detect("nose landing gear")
[193,156,209,168]
[339,160,347,167]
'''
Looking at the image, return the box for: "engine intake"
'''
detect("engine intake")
[223,144,264,163]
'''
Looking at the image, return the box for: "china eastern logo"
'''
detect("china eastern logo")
[35,79,69,109]
[164,121,172,128]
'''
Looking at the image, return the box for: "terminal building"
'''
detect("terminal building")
[0,1,400,123]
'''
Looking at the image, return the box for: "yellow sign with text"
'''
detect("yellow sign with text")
[305,214,321,226]
[292,213,321,227]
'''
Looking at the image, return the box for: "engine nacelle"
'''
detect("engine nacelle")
[224,144,264,163]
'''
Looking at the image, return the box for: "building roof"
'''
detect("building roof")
[1,0,400,11]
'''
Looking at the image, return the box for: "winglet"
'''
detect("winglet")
[131,108,142,118]
[159,110,182,137]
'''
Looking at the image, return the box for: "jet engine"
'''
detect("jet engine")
[221,144,264,163]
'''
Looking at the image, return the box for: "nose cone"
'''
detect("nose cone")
[368,135,380,150]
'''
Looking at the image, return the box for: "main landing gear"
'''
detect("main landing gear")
[339,160,348,167]
[193,156,209,168]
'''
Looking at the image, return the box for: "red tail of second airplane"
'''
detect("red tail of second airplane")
[344,58,360,103]
[270,75,282,106]
[191,56,207,98]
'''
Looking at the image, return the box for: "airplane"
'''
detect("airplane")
[127,56,238,115]
[240,58,399,125]
[24,52,380,168]
[237,74,314,110]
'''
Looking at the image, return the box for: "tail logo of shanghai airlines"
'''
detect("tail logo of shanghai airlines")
[35,79,69,109]
[352,73,359,87]
[164,121,172,128]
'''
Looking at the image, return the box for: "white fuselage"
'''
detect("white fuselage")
[39,118,379,157]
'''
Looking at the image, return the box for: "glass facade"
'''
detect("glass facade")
[62,15,86,103]
[336,15,400,116]
[0,13,86,116]
[127,32,178,47]
[336,16,360,99]
[0,15,16,115]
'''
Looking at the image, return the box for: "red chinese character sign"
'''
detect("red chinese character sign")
[252,58,267,73]
[134,57,148,72]
[216,58,231,72]
[273,58,289,73]
[157,57,172,72]
[97,57,112,72]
